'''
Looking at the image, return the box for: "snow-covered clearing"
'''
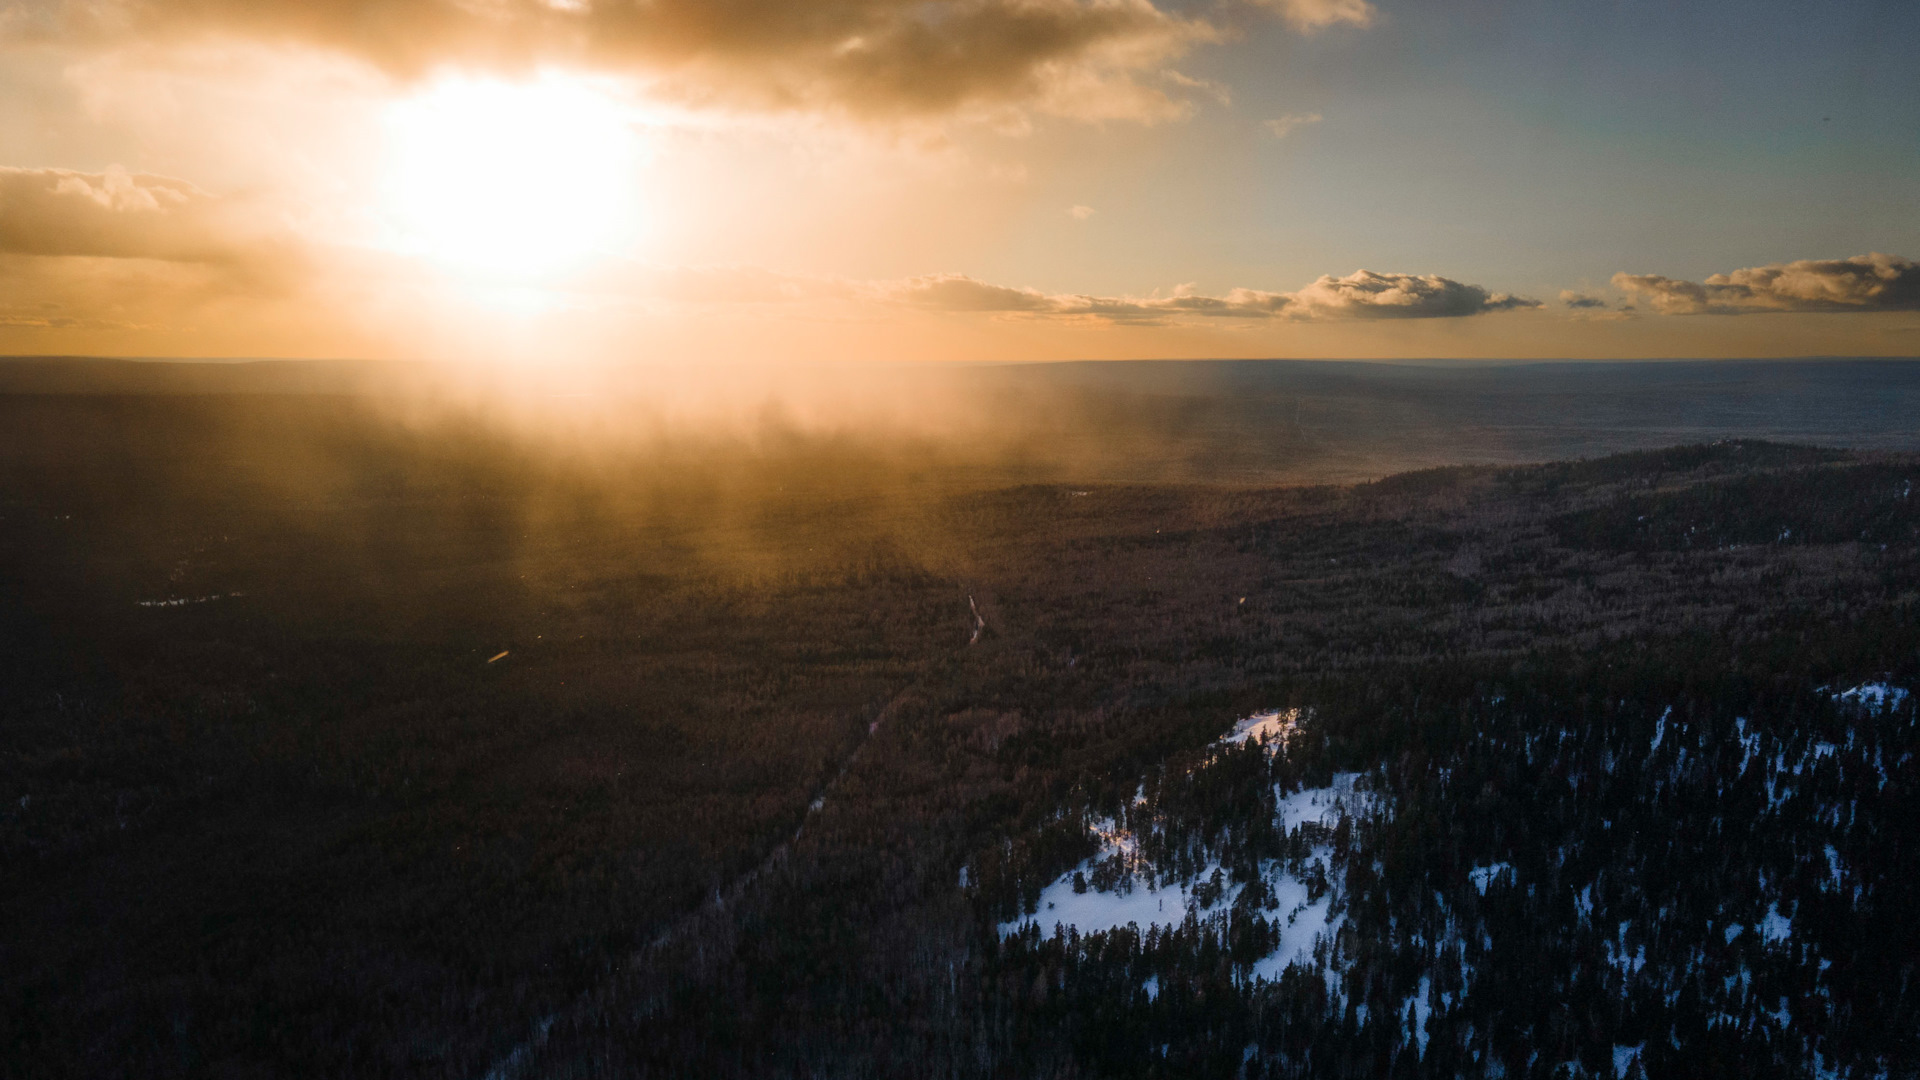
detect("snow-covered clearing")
[999,709,1382,983]
[1220,708,1301,748]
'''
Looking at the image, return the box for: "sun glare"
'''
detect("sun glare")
[384,75,643,279]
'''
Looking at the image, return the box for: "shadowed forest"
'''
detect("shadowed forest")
[2,359,1918,1078]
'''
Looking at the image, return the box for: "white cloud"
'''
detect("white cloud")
[1612,253,1920,314]
[0,165,298,286]
[1255,0,1377,33]
[1287,269,1540,319]
[875,268,1538,323]
[1264,112,1322,138]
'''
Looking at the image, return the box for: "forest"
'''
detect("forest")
[1,374,1916,1079]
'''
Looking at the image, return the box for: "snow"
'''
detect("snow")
[1736,717,1760,773]
[1606,922,1646,977]
[1837,682,1908,712]
[1469,863,1513,895]
[1761,903,1792,944]
[1410,975,1432,1054]
[1276,772,1377,829]
[1220,708,1302,748]
[1001,771,1375,988]
[1248,873,1341,982]
[999,842,1349,966]
[1650,707,1670,752]
[1724,923,1744,945]
[1004,871,1188,939]
[995,712,1398,1001]
[1613,1043,1644,1078]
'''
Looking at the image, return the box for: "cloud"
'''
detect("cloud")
[0,166,251,263]
[876,274,1064,313]
[0,165,327,346]
[1611,253,1920,315]
[1254,0,1377,33]
[1287,269,1540,319]
[876,269,1537,322]
[1560,290,1607,310]
[1067,204,1097,220]
[1159,68,1230,106]
[25,0,1250,124]
[0,164,310,304]
[1264,112,1321,138]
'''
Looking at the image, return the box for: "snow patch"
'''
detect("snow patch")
[1001,771,1378,989]
[1276,771,1378,829]
[1469,863,1513,895]
[1761,903,1792,944]
[1410,974,1432,1054]
[1220,708,1302,749]
[1248,873,1341,982]
[1837,682,1908,712]
[1002,868,1193,939]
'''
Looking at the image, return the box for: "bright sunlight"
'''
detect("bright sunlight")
[383,75,643,279]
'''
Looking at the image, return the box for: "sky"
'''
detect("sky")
[0,0,1916,366]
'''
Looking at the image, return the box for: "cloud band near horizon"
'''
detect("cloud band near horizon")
[6,166,1915,333]
[879,269,1540,322]
[1613,254,1920,315]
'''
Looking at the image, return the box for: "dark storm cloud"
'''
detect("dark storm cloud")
[1612,253,1920,315]
[1560,290,1607,310]
[20,0,1231,121]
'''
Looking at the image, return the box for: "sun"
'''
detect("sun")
[383,74,643,279]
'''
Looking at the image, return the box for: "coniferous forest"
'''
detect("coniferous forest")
[3,372,1918,1079]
